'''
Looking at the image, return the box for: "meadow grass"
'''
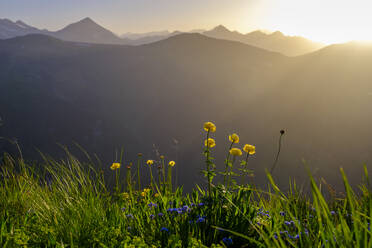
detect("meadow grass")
[0,122,371,247]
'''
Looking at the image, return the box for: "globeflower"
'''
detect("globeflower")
[146,160,154,165]
[228,133,239,143]
[243,144,256,155]
[169,161,176,167]
[229,148,242,156]
[110,162,121,170]
[203,122,216,132]
[204,138,216,148]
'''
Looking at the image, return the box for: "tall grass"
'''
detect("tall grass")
[0,122,371,247]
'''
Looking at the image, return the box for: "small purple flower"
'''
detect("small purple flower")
[121,207,126,211]
[222,237,233,246]
[126,214,134,219]
[274,234,278,240]
[330,211,336,215]
[148,202,158,208]
[189,220,194,224]
[198,203,205,207]
[196,217,206,223]
[191,203,196,207]
[158,212,164,217]
[279,211,285,216]
[150,214,155,219]
[160,227,169,232]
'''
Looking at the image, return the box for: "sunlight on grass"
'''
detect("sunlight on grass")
[0,122,371,247]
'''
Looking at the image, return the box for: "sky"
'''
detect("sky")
[1,0,372,44]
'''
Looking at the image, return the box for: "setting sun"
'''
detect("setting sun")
[257,0,372,44]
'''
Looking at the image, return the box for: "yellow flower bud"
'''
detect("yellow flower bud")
[110,162,121,170]
[203,122,216,132]
[228,133,239,143]
[204,138,216,148]
[229,148,242,156]
[243,144,256,155]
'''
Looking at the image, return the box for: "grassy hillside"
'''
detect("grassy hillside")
[1,123,372,247]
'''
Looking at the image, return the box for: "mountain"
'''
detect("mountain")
[203,25,325,56]
[53,17,124,44]
[1,33,371,192]
[121,30,170,40]
[0,18,325,55]
[0,18,46,39]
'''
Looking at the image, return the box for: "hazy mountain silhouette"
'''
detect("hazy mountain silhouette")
[53,17,124,44]
[203,25,325,56]
[0,33,371,192]
[121,30,170,40]
[0,18,326,56]
[0,18,47,39]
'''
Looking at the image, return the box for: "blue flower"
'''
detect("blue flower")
[274,234,278,240]
[121,207,126,211]
[330,211,336,215]
[279,211,285,216]
[198,203,205,206]
[148,202,158,208]
[160,227,169,232]
[189,220,194,224]
[222,237,233,246]
[126,214,134,219]
[158,212,164,217]
[150,214,155,219]
[191,203,196,207]
[196,217,206,223]
[182,205,191,212]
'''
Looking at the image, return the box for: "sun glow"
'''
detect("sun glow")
[254,0,372,44]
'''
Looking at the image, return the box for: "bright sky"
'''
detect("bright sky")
[1,0,371,44]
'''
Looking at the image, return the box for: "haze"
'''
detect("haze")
[1,0,372,44]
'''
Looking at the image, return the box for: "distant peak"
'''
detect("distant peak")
[212,25,230,32]
[78,17,96,24]
[270,31,284,37]
[15,20,27,25]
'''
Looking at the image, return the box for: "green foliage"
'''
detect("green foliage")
[0,150,371,247]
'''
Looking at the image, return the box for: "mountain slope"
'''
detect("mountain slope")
[53,17,124,44]
[0,18,46,39]
[203,25,325,56]
[0,34,371,191]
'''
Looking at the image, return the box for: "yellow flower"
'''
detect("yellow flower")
[228,133,240,143]
[144,188,151,193]
[243,144,256,155]
[203,122,216,132]
[110,162,121,170]
[141,191,146,197]
[122,192,129,199]
[146,160,154,165]
[204,138,216,148]
[154,193,160,198]
[229,148,242,156]
[169,161,176,167]
[160,155,165,159]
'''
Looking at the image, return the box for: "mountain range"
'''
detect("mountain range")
[0,17,324,56]
[0,33,371,192]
